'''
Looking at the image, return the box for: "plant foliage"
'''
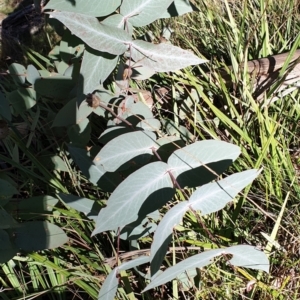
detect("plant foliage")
[0,0,271,299]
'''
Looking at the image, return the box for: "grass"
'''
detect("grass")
[0,0,300,299]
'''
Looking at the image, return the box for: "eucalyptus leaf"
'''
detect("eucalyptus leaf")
[26,65,40,85]
[131,40,206,72]
[8,88,36,114]
[0,229,16,263]
[150,201,188,265]
[93,131,156,172]
[167,140,241,187]
[155,136,185,162]
[92,161,174,235]
[5,195,58,220]
[120,0,173,27]
[189,169,261,214]
[8,63,26,85]
[97,268,119,300]
[0,208,19,229]
[46,0,121,17]
[144,245,269,291]
[161,0,198,18]
[99,126,137,144]
[150,170,260,265]
[136,118,161,131]
[50,12,132,55]
[119,255,151,270]
[0,179,18,200]
[59,193,101,220]
[52,98,77,127]
[38,154,69,172]
[102,14,134,36]
[120,217,157,240]
[34,74,75,100]
[0,91,11,121]
[81,48,118,94]
[67,118,91,147]
[68,145,122,192]
[10,221,69,251]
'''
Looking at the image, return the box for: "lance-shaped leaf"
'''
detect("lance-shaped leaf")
[119,255,151,271]
[8,88,36,114]
[0,91,11,121]
[189,169,261,214]
[59,193,101,221]
[50,12,131,55]
[10,221,68,251]
[98,255,150,300]
[144,245,269,292]
[45,0,121,17]
[120,0,173,27]
[93,131,157,172]
[0,208,19,229]
[150,169,260,265]
[5,195,58,220]
[0,229,17,263]
[68,145,122,192]
[99,126,138,145]
[150,201,188,274]
[8,63,26,85]
[97,268,119,300]
[131,40,206,72]
[167,140,241,187]
[102,14,134,36]
[26,65,40,85]
[81,48,119,94]
[92,162,174,235]
[0,179,18,200]
[160,0,198,18]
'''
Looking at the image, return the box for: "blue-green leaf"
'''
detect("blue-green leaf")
[131,40,206,72]
[68,118,91,147]
[50,12,132,55]
[68,145,122,192]
[97,268,118,300]
[136,118,161,131]
[0,208,19,229]
[8,63,26,85]
[161,0,197,18]
[0,91,11,121]
[99,126,136,144]
[167,140,241,187]
[81,49,118,94]
[92,162,174,235]
[102,14,134,36]
[8,88,36,114]
[119,255,150,270]
[5,195,58,220]
[10,221,68,251]
[0,179,18,200]
[35,74,75,100]
[150,170,260,265]
[59,193,101,221]
[46,0,121,17]
[189,169,261,214]
[150,201,188,265]
[144,245,269,291]
[26,65,41,85]
[120,0,173,27]
[52,97,77,127]
[0,229,17,263]
[93,131,156,172]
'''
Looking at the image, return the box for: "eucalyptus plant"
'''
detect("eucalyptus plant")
[0,0,269,299]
